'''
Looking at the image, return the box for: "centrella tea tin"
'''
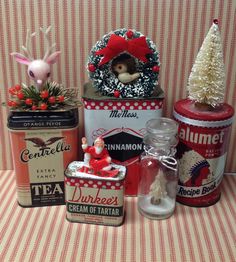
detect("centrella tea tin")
[65,161,126,226]
[83,83,164,196]
[8,109,79,207]
[173,99,234,207]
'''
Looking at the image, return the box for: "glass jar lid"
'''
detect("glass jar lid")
[144,118,178,149]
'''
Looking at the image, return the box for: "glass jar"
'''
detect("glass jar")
[138,118,178,219]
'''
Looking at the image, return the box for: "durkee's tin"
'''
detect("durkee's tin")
[65,161,126,226]
[83,82,164,196]
[173,99,234,207]
[8,109,79,207]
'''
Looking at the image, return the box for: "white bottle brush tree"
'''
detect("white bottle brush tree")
[149,168,167,205]
[187,19,225,107]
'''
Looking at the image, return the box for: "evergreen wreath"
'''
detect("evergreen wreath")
[87,28,160,98]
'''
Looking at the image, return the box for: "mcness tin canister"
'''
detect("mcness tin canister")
[8,109,79,207]
[65,161,126,226]
[83,82,164,196]
[173,99,234,207]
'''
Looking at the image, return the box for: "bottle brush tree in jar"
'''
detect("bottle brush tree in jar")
[149,168,167,205]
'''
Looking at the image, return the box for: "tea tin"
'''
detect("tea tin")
[8,109,79,207]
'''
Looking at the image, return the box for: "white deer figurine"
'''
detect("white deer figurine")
[11,26,60,91]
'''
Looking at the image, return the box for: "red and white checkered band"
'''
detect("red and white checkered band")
[65,176,123,190]
[83,99,163,110]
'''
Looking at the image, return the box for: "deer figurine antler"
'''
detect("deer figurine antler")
[11,26,61,91]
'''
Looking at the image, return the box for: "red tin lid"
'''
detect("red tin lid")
[173,99,234,127]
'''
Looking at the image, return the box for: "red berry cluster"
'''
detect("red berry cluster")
[8,85,23,108]
[8,85,65,111]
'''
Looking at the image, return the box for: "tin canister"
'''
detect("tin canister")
[173,99,234,207]
[8,109,79,207]
[83,82,164,196]
[65,161,126,226]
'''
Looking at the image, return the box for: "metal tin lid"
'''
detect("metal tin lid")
[174,99,234,127]
[8,109,78,130]
[82,82,165,101]
[65,161,126,181]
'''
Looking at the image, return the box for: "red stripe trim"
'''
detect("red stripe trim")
[120,200,128,260]
[71,0,77,87]
[130,199,136,261]
[111,1,116,30]
[173,206,188,261]
[128,0,133,28]
[178,0,191,100]
[48,208,65,261]
[210,202,235,260]
[103,0,108,33]
[148,219,157,261]
[89,225,99,261]
[167,218,177,261]
[99,227,108,261]
[53,0,62,83]
[0,2,12,170]
[29,1,37,69]
[70,224,83,259]
[109,223,118,261]
[58,223,73,261]
[8,208,34,261]
[119,0,125,27]
[0,183,18,239]
[205,207,226,261]
[159,220,166,262]
[19,208,42,261]
[136,0,142,30]
[188,206,206,260]
[39,207,62,261]
[37,0,44,58]
[63,1,70,88]
[0,170,13,194]
[220,179,236,241]
[170,1,183,107]
[79,225,91,261]
[158,1,167,117]
[198,208,216,261]
[225,1,234,102]
[143,1,150,35]
[164,2,175,117]
[96,0,101,40]
[222,176,236,216]
[87,1,93,61]
[140,205,147,262]
[79,1,85,86]
[1,205,26,259]
[28,207,52,261]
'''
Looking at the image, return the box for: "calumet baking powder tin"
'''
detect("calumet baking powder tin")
[65,161,126,226]
[8,109,79,207]
[83,82,164,196]
[173,99,234,207]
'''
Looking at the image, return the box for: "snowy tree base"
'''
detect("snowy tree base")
[138,195,175,220]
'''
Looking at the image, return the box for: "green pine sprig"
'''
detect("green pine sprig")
[7,82,82,111]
